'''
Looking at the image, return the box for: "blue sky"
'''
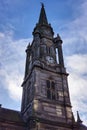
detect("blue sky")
[0,0,87,125]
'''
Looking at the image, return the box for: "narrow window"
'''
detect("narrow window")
[51,81,55,89]
[46,80,56,100]
[51,81,56,100]
[47,80,51,99]
[56,48,59,64]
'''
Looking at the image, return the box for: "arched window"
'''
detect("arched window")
[46,80,56,100]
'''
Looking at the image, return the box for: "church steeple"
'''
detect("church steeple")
[33,3,54,37]
[21,5,73,129]
[38,3,48,25]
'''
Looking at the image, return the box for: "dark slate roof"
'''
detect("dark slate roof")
[79,124,87,130]
[0,107,25,124]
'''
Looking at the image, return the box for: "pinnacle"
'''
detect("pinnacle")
[77,111,82,124]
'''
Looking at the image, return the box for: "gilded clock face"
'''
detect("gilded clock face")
[46,56,54,64]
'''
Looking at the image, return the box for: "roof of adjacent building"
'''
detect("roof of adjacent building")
[79,124,87,130]
[0,107,25,124]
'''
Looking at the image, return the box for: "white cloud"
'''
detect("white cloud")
[66,54,87,74]
[61,1,87,46]
[0,32,5,38]
[0,68,22,101]
[0,31,32,102]
[60,1,87,125]
[65,54,87,125]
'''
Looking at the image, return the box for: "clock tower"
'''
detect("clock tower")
[21,4,75,130]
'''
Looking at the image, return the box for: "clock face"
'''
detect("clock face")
[46,56,54,64]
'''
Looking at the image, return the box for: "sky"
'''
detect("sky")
[0,0,87,125]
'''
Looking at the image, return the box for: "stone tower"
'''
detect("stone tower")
[21,4,75,130]
[0,3,87,130]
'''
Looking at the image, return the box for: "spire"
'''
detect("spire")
[77,111,82,124]
[38,3,48,25]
